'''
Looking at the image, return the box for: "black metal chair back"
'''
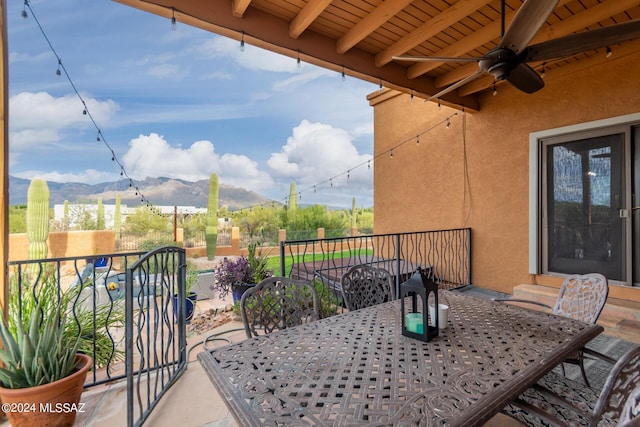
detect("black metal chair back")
[340,264,394,311]
[240,277,320,338]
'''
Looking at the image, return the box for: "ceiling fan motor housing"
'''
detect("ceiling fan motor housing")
[480,48,517,81]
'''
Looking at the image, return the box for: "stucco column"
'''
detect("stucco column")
[231,226,240,252]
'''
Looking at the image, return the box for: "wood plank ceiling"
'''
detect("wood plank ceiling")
[114,0,640,112]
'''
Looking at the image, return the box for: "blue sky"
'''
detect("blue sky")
[8,0,377,208]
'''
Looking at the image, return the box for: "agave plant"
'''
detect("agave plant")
[8,264,125,369]
[0,303,80,389]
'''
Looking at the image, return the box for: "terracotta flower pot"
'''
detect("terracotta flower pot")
[0,353,92,427]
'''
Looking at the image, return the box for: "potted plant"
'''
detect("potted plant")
[212,242,273,304]
[0,302,92,427]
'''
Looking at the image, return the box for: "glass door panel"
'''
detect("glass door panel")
[546,133,626,280]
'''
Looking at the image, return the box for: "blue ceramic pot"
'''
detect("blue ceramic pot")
[232,283,256,304]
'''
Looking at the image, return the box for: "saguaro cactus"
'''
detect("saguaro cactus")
[288,182,297,212]
[26,179,50,260]
[96,197,105,230]
[114,194,121,241]
[63,200,69,229]
[206,173,219,260]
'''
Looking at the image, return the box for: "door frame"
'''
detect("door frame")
[529,112,640,286]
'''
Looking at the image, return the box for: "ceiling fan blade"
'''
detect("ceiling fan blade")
[506,63,544,94]
[428,69,484,101]
[393,55,484,63]
[526,19,640,62]
[500,0,559,54]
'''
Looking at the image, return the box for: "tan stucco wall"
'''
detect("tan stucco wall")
[371,50,640,295]
[8,230,116,261]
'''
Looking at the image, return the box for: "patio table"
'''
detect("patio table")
[198,290,603,427]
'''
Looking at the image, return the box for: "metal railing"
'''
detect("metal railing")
[7,246,188,427]
[280,228,471,316]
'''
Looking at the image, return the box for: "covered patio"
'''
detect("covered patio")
[1,1,640,426]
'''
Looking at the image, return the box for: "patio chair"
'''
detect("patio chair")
[240,277,320,339]
[340,264,395,311]
[494,273,608,387]
[501,345,640,427]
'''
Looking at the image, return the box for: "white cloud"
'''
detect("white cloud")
[195,37,299,73]
[9,92,119,149]
[267,120,373,192]
[121,133,274,190]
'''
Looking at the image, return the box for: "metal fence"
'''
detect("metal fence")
[7,247,188,427]
[280,228,471,316]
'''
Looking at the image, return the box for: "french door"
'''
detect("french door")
[542,125,637,285]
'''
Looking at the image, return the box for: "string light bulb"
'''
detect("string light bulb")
[416,135,420,145]
[540,63,546,78]
[22,1,28,18]
[492,83,497,96]
[240,32,245,52]
[446,119,451,128]
[56,59,61,76]
[297,50,301,69]
[171,8,176,30]
[606,46,612,57]
[390,149,394,158]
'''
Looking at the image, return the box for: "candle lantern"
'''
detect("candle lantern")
[401,266,439,342]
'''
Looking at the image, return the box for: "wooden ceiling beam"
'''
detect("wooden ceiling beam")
[232,0,252,18]
[114,0,480,111]
[337,0,413,54]
[289,0,332,39]
[375,0,491,67]
[530,0,640,44]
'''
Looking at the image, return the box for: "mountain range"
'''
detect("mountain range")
[9,176,275,209]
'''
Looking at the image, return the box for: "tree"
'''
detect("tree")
[124,206,170,234]
[8,205,27,233]
[114,194,121,240]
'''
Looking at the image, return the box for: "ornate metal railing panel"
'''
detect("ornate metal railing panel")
[8,251,147,387]
[280,228,471,316]
[125,246,187,427]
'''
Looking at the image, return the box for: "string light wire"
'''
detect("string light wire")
[23,1,460,215]
[22,0,158,211]
[232,111,460,214]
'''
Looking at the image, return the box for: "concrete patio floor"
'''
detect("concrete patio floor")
[6,286,636,427]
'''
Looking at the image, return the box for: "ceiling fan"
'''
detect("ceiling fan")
[393,0,640,100]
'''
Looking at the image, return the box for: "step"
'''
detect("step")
[513,284,640,344]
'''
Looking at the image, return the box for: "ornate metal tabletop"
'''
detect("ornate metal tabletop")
[198,291,603,426]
